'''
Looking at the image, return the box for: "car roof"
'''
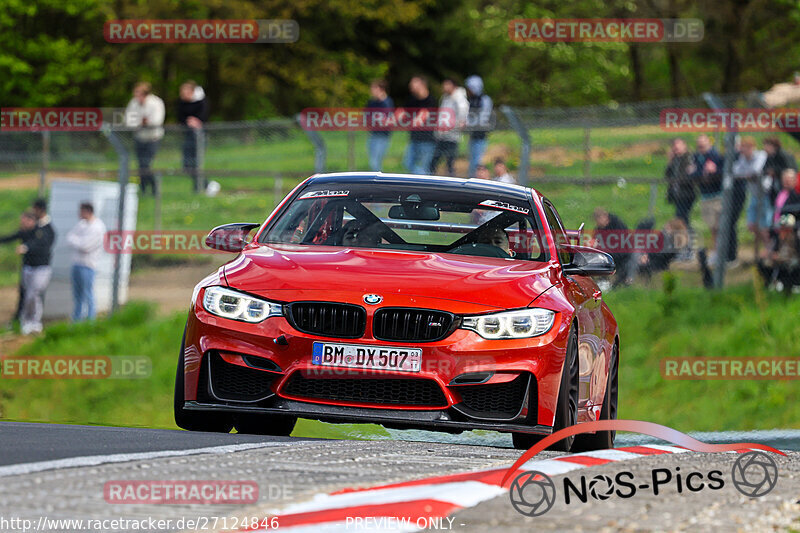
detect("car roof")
[306,172,538,203]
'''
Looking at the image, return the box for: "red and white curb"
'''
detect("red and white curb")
[245,444,706,532]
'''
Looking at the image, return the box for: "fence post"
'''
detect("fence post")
[297,114,326,173]
[102,126,129,314]
[583,127,591,185]
[500,106,530,186]
[39,130,50,196]
[347,131,355,170]
[648,182,658,219]
[195,127,206,193]
[703,92,734,289]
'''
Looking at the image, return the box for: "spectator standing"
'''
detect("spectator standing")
[593,208,631,287]
[691,135,724,264]
[177,80,209,193]
[664,138,697,226]
[465,75,493,178]
[474,164,491,181]
[125,82,165,196]
[430,78,468,175]
[763,137,796,204]
[402,76,437,174]
[365,79,394,172]
[732,136,768,253]
[493,158,517,184]
[66,202,106,322]
[18,203,55,335]
[0,211,36,325]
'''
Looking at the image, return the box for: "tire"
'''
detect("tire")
[572,343,619,452]
[174,328,233,433]
[512,326,579,451]
[234,414,297,436]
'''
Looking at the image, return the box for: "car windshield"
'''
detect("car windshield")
[260,182,549,262]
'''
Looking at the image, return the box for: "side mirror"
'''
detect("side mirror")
[560,244,616,276]
[205,223,261,252]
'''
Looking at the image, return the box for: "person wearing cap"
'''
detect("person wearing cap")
[465,75,493,178]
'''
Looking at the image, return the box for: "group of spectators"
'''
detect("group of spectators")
[0,199,106,335]
[365,75,494,177]
[664,134,800,268]
[124,80,209,195]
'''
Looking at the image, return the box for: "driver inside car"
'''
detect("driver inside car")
[341,218,383,248]
[475,225,512,256]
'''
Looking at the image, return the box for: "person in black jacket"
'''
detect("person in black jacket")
[16,208,55,334]
[763,137,796,204]
[593,208,632,287]
[402,76,437,174]
[0,212,35,325]
[664,138,697,226]
[178,80,210,193]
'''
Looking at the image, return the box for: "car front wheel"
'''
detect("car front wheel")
[512,325,579,451]
[174,329,233,433]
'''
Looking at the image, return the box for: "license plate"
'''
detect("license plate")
[312,342,422,372]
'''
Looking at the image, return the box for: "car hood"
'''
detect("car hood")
[222,244,554,311]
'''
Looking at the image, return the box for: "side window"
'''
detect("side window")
[542,200,571,264]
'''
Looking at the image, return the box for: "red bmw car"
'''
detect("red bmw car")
[175,173,619,451]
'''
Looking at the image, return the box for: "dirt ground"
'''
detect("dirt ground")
[0,172,94,191]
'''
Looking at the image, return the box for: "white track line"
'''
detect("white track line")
[0,441,292,478]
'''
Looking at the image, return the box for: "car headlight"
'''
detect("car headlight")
[202,286,282,323]
[461,308,555,339]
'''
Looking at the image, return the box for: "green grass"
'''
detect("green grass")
[2,281,798,436]
[608,277,800,430]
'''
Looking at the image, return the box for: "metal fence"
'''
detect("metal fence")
[2,91,798,293]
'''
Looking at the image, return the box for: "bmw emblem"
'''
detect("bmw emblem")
[363,294,383,305]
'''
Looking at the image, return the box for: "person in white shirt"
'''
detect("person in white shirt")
[732,136,769,252]
[125,82,165,196]
[66,202,106,322]
[493,158,517,184]
[430,78,469,175]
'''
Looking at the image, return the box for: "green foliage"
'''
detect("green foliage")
[3,0,800,116]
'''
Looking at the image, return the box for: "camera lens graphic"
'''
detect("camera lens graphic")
[509,471,556,517]
[731,451,778,498]
[588,474,614,500]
